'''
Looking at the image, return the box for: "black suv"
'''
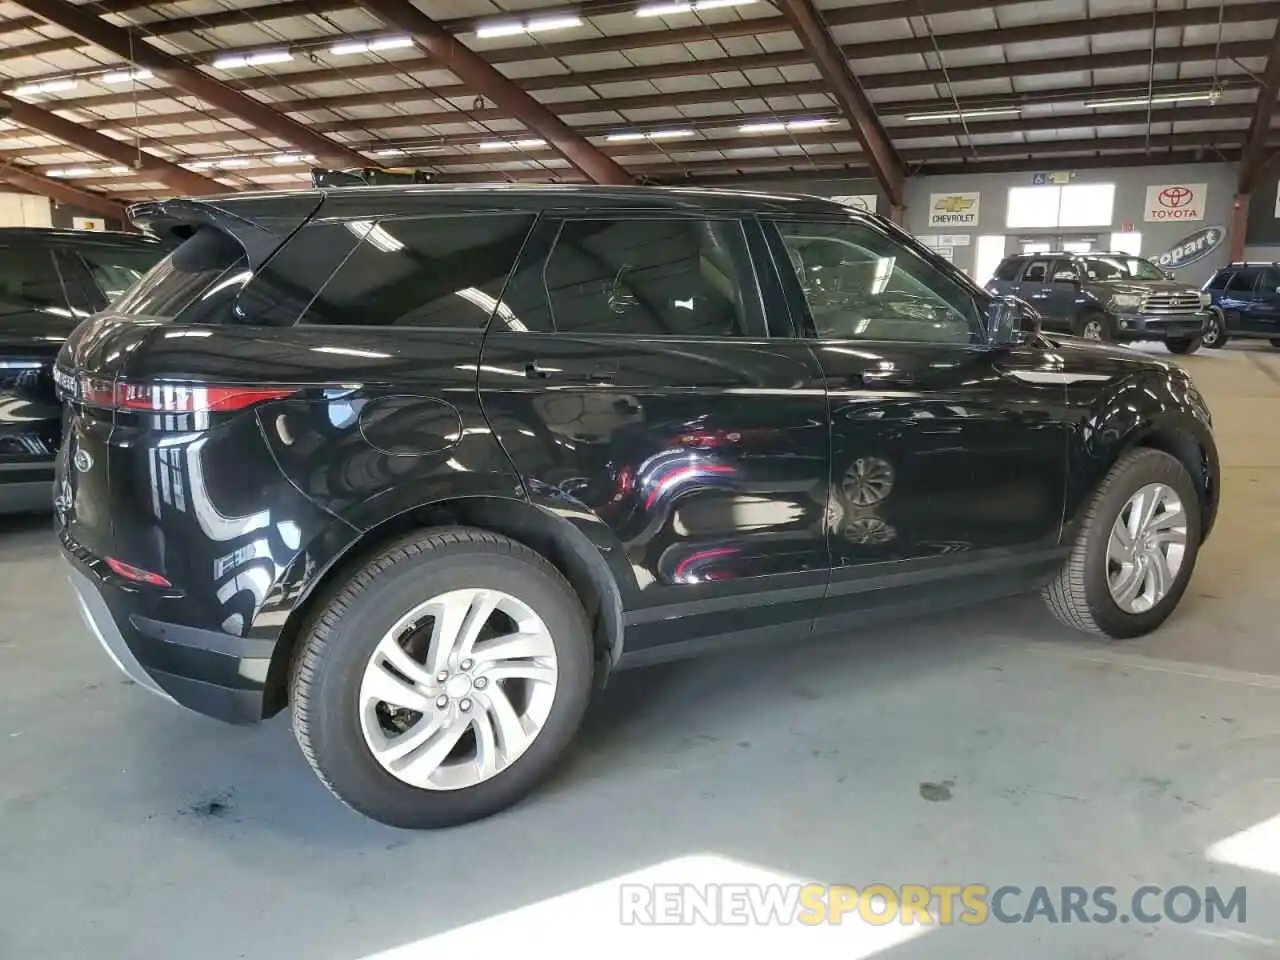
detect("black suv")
[2,228,165,514]
[1199,261,1280,349]
[986,251,1210,353]
[55,187,1219,829]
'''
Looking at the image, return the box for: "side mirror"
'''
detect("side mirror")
[985,295,1038,346]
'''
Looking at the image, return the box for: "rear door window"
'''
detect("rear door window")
[1224,269,1260,294]
[0,246,68,320]
[111,226,247,319]
[1049,259,1078,283]
[1021,260,1049,283]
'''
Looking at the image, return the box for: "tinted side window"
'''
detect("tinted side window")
[77,244,165,303]
[302,214,536,328]
[1049,259,1078,282]
[112,226,247,319]
[773,219,982,345]
[1022,260,1049,283]
[0,247,66,318]
[535,218,751,338]
[1225,269,1259,293]
[1258,268,1280,292]
[994,259,1023,281]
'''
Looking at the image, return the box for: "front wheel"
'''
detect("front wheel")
[1077,310,1111,342]
[1043,449,1201,639]
[291,528,594,829]
[1166,337,1202,355]
[1201,310,1227,349]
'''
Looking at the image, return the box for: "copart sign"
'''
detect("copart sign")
[1152,225,1225,271]
[1143,182,1207,222]
[928,192,980,227]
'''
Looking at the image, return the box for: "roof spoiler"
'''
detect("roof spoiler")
[126,194,324,271]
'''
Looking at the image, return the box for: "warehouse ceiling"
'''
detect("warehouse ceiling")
[0,0,1278,213]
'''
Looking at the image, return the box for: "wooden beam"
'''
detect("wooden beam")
[0,163,129,221]
[8,0,374,169]
[355,0,633,185]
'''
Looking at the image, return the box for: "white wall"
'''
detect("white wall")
[0,192,53,227]
[902,164,1238,283]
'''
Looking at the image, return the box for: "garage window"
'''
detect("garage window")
[1007,184,1116,229]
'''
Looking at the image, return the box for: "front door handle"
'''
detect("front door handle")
[862,367,913,385]
[525,360,617,384]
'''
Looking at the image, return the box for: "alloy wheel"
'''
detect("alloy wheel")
[1105,483,1188,614]
[842,456,895,506]
[1202,315,1221,347]
[358,588,558,791]
[1082,318,1104,341]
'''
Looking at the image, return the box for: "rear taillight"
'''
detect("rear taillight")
[74,377,294,413]
[105,557,172,588]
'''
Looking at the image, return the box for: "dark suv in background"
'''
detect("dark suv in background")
[1199,261,1280,349]
[2,228,166,514]
[56,186,1218,829]
[987,251,1210,353]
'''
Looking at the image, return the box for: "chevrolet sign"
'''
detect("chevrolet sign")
[929,191,980,227]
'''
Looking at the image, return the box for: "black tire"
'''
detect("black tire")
[1076,309,1111,342]
[1202,310,1227,349]
[1166,336,1202,355]
[1043,448,1201,639]
[291,527,594,829]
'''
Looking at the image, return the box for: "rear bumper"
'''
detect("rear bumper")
[62,537,274,724]
[1110,310,1209,342]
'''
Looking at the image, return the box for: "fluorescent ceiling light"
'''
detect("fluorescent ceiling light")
[185,160,216,170]
[476,14,582,37]
[99,69,153,84]
[1082,92,1216,108]
[479,138,547,150]
[105,166,131,175]
[212,50,294,69]
[739,118,832,133]
[46,167,94,178]
[216,157,251,168]
[903,106,1022,121]
[636,0,756,15]
[12,78,77,96]
[369,147,407,157]
[271,153,314,164]
[606,129,695,142]
[329,36,414,55]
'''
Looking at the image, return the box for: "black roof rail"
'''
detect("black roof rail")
[310,166,434,187]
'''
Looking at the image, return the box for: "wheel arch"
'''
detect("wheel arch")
[1125,414,1218,544]
[260,496,626,718]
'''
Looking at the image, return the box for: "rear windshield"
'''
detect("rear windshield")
[111,226,247,319]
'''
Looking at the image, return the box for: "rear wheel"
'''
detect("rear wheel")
[1043,449,1200,639]
[1166,337,1202,355]
[1077,310,1111,342]
[291,528,594,829]
[1202,310,1227,349]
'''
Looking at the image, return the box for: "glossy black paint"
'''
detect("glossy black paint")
[1,229,165,513]
[53,185,1220,725]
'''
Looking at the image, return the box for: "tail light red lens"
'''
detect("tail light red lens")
[105,557,172,588]
[76,377,294,413]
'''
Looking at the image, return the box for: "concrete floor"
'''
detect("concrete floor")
[3,343,1280,959]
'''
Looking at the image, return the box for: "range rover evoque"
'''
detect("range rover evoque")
[55,186,1219,829]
